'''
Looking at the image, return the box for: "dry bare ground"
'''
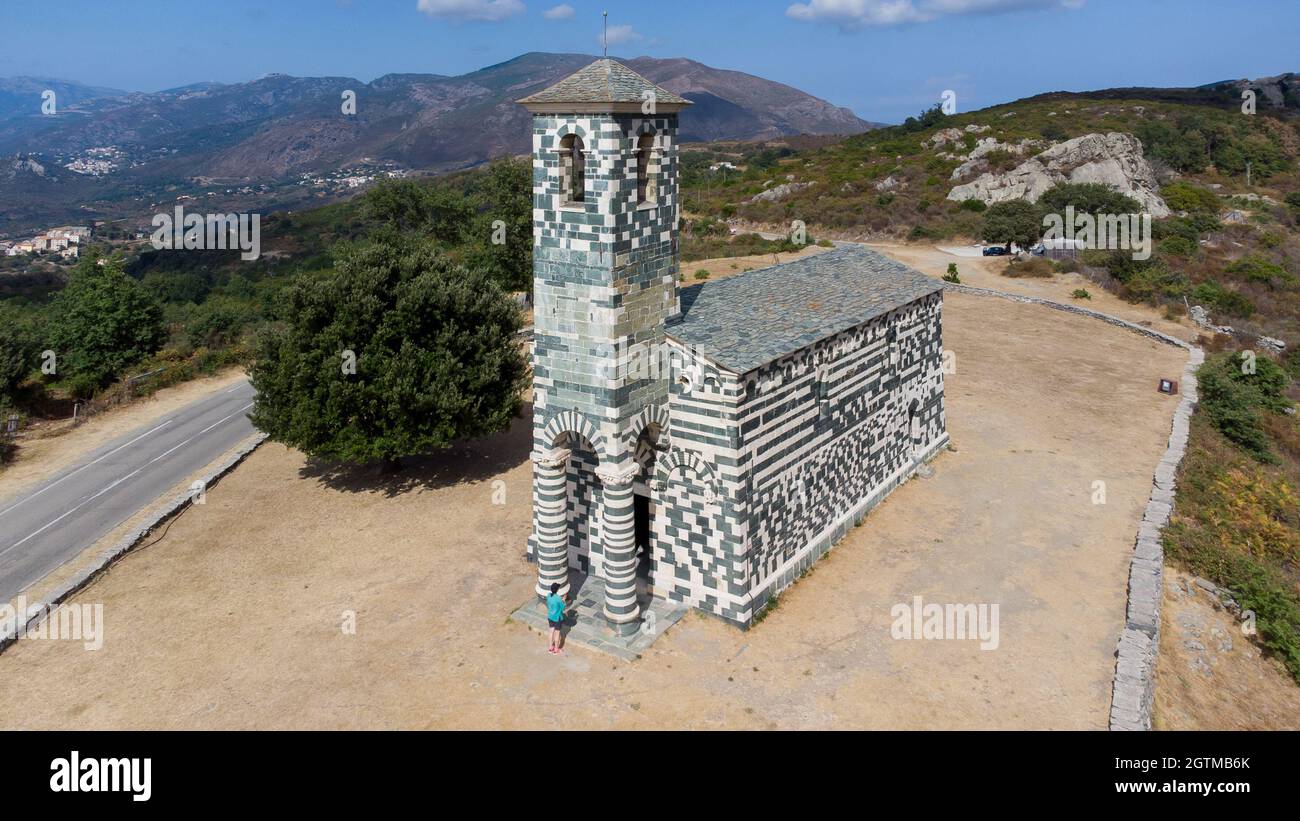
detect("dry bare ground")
[1154,570,1300,729]
[0,284,1192,729]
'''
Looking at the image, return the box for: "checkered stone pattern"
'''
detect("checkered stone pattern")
[527,111,682,584]
[650,342,751,622]
[530,112,681,463]
[742,292,946,616]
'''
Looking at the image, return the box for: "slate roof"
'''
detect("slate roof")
[667,245,943,374]
[517,59,691,107]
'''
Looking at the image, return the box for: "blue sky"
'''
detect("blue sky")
[1,0,1297,122]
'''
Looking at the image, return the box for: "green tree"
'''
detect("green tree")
[1038,182,1141,216]
[980,200,1043,252]
[0,304,39,401]
[465,158,533,292]
[362,178,475,244]
[48,258,166,396]
[248,236,528,469]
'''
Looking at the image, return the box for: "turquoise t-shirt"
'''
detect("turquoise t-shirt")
[546,594,565,622]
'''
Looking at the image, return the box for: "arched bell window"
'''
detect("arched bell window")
[636,132,657,205]
[559,134,585,205]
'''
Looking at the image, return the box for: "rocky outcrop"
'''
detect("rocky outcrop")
[925,123,989,149]
[949,137,1042,181]
[747,180,815,203]
[947,132,1170,217]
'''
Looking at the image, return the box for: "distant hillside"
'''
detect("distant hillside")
[0,76,127,120]
[0,53,874,233]
[1022,73,1300,113]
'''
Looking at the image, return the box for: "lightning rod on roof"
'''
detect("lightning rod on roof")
[603,11,608,57]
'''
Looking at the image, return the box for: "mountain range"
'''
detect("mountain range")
[0,53,873,234]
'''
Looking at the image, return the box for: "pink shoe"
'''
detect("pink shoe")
[548,647,557,655]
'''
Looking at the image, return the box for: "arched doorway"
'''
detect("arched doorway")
[553,430,600,576]
[632,422,663,599]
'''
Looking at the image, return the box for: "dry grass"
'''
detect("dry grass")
[0,289,1190,729]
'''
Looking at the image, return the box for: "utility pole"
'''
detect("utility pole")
[1246,160,1252,188]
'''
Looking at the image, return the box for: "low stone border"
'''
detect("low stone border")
[0,432,269,654]
[942,282,1203,731]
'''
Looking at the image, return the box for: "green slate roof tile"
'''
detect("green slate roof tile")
[518,59,690,106]
[667,245,943,375]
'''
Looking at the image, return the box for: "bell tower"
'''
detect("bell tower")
[519,60,690,634]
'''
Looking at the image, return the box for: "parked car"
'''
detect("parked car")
[981,245,1009,256]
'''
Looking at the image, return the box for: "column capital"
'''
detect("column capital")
[531,447,571,469]
[595,463,639,487]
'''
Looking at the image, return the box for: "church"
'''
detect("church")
[520,59,948,633]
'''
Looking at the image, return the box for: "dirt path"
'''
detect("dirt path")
[0,368,249,502]
[0,291,1188,729]
[872,243,1200,345]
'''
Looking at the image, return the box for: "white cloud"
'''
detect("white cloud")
[603,23,642,46]
[544,3,576,19]
[416,0,525,23]
[786,0,1084,28]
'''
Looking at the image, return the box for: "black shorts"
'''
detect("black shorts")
[548,619,563,630]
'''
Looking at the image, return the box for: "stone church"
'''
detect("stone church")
[520,60,947,632]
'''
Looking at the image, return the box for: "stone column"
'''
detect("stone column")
[532,448,572,600]
[597,464,641,635]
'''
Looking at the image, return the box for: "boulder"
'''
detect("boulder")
[946,132,1170,217]
[747,180,815,203]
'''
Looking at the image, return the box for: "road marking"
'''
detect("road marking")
[0,403,254,559]
[0,420,174,520]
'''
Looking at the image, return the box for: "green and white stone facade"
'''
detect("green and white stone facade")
[522,61,947,632]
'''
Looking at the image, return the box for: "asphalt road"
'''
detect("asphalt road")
[0,379,257,602]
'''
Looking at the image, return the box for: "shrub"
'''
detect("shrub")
[1003,257,1053,278]
[1191,280,1255,318]
[1197,351,1290,461]
[1224,255,1293,287]
[1123,264,1188,302]
[1161,181,1222,215]
[694,270,710,280]
[1159,235,1198,258]
[942,263,960,284]
[958,198,987,212]
[1071,288,1091,300]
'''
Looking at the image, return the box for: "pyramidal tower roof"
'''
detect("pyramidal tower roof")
[517,58,692,114]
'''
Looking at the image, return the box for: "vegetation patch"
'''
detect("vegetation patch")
[1165,354,1300,682]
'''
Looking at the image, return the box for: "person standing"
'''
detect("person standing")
[546,583,567,655]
